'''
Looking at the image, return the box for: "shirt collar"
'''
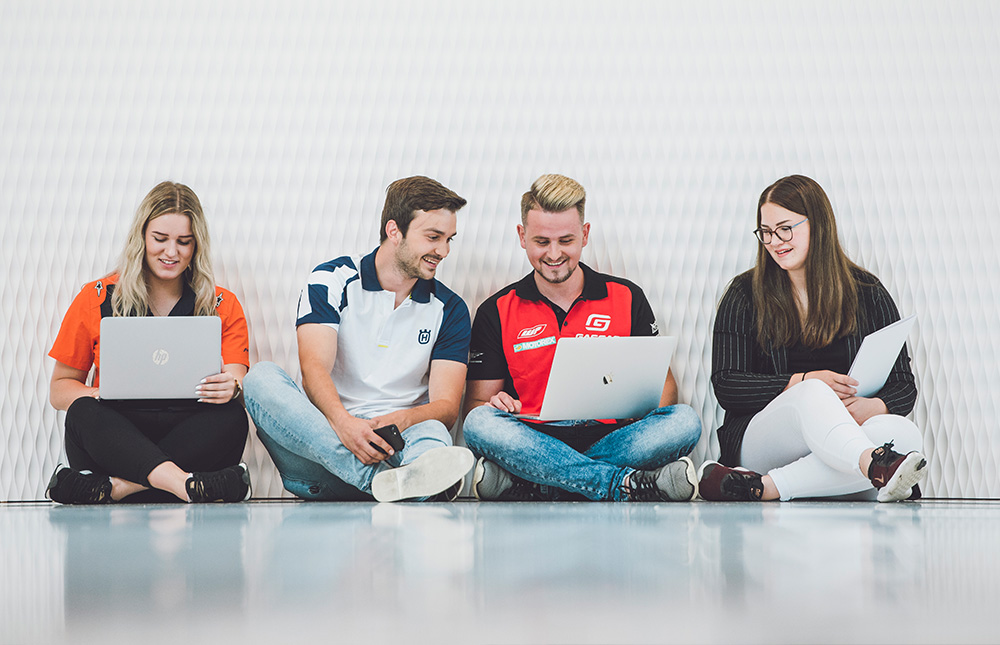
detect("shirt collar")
[359,246,433,304]
[514,262,608,302]
[172,283,197,315]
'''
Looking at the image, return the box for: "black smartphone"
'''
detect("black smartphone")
[370,424,404,455]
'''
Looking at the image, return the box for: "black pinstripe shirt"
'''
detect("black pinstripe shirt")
[712,269,917,466]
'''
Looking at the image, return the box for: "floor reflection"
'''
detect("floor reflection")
[0,500,997,643]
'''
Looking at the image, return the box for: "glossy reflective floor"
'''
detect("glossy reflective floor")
[2,500,998,644]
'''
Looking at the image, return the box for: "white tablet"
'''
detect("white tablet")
[848,314,916,398]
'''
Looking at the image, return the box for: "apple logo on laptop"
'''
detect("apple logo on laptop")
[152,349,169,366]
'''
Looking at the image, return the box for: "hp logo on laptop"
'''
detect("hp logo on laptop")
[152,349,170,366]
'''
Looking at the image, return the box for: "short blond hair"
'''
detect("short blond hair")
[520,174,586,224]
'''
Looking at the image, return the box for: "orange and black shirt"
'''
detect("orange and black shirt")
[468,263,658,417]
[49,275,250,387]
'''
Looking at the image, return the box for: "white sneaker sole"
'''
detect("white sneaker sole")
[236,462,253,502]
[877,452,928,502]
[675,456,698,501]
[471,457,488,501]
[371,446,475,503]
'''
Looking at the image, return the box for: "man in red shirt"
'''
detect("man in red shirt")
[462,174,702,501]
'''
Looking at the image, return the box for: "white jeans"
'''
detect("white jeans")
[740,379,922,501]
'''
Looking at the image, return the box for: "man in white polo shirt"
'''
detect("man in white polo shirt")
[244,176,475,502]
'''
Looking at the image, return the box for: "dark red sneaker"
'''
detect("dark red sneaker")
[868,442,927,502]
[697,461,764,501]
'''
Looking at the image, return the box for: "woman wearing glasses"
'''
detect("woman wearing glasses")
[698,175,927,502]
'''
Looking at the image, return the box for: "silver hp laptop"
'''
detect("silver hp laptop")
[848,314,916,398]
[520,336,678,421]
[99,316,222,400]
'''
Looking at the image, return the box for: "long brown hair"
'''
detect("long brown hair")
[751,175,862,349]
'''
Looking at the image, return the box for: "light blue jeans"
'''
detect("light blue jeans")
[462,404,701,501]
[243,362,453,501]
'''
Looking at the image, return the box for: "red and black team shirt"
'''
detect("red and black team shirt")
[468,263,658,417]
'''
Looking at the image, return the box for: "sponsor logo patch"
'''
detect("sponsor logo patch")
[517,323,547,339]
[418,329,432,344]
[584,314,612,332]
[513,336,557,353]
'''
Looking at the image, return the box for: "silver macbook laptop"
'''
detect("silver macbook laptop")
[848,314,916,398]
[519,336,677,421]
[99,316,222,400]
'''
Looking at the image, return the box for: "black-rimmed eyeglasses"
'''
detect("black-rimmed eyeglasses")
[753,218,807,244]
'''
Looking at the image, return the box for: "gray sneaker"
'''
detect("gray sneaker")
[471,458,543,501]
[623,456,697,502]
[371,446,475,503]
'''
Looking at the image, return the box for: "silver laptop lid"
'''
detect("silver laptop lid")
[533,336,677,421]
[99,316,222,400]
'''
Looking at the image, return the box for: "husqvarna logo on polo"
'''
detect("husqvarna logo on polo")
[152,349,169,366]
[418,329,431,344]
[584,314,612,332]
[517,324,547,339]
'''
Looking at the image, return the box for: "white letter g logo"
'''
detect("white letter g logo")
[584,314,612,332]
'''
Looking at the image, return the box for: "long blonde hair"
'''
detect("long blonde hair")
[111,181,217,317]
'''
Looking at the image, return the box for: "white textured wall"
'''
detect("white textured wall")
[2,0,998,500]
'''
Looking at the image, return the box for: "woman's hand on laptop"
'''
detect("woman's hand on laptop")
[488,392,522,414]
[196,371,240,404]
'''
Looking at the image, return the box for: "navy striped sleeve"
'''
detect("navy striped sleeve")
[295,256,358,328]
[430,283,472,364]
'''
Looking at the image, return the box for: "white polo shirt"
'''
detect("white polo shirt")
[296,247,471,419]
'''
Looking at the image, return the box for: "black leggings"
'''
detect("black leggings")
[64,397,248,496]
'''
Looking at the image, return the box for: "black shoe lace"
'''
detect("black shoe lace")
[721,471,764,501]
[870,441,900,468]
[620,470,663,502]
[502,478,541,501]
[187,467,245,502]
[68,472,111,503]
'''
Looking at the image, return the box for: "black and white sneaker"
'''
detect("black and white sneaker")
[186,463,252,503]
[371,446,475,503]
[471,457,543,501]
[46,465,112,504]
[622,456,698,502]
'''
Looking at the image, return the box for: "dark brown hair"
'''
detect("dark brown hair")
[379,176,467,242]
[752,175,862,348]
